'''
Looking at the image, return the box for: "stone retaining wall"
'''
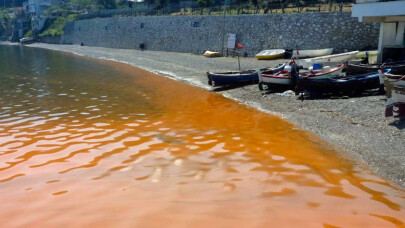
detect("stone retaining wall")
[61,12,379,56]
[40,35,61,44]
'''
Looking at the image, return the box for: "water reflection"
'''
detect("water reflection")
[0,45,404,227]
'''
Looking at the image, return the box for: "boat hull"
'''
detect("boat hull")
[207,64,286,87]
[386,86,405,117]
[299,51,359,69]
[260,74,291,85]
[302,64,344,79]
[381,73,405,86]
[347,63,405,75]
[207,71,259,86]
[256,49,285,60]
[296,72,381,96]
[292,48,333,59]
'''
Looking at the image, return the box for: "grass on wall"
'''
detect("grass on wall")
[40,14,77,37]
[24,30,32,37]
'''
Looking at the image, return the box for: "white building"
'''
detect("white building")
[352,0,405,63]
[27,0,62,16]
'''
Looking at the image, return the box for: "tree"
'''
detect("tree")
[234,0,249,14]
[197,0,214,7]
[260,0,279,14]
[72,0,94,10]
[154,0,168,9]
[98,0,117,9]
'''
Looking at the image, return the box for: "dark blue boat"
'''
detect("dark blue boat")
[207,64,285,87]
[296,69,391,97]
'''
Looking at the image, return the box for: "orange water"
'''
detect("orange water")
[0,46,404,227]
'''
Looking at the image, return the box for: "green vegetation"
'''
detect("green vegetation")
[356,52,378,59]
[73,0,94,10]
[197,0,214,8]
[0,9,12,32]
[98,0,117,9]
[23,30,32,37]
[39,14,77,37]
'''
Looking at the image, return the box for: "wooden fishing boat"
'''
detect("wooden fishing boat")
[207,64,286,87]
[301,64,344,79]
[256,49,285,60]
[390,86,405,117]
[381,73,405,86]
[378,71,405,89]
[296,71,383,97]
[347,62,405,75]
[259,71,292,86]
[258,64,343,90]
[292,48,333,59]
[379,71,405,117]
[299,51,359,69]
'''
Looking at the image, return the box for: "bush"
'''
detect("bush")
[39,14,77,37]
[24,30,32,38]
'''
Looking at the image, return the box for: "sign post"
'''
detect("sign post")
[227,33,236,56]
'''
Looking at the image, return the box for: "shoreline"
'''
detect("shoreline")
[2,42,405,189]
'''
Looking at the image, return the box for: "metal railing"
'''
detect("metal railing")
[355,0,404,3]
[77,1,353,20]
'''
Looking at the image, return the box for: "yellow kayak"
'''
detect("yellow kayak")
[256,49,285,60]
[203,50,221,58]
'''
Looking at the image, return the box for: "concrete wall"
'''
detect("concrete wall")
[61,21,74,44]
[40,35,61,44]
[61,12,380,56]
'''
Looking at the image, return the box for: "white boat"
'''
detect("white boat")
[389,85,405,117]
[302,64,345,79]
[259,71,292,85]
[292,48,333,59]
[299,51,359,69]
[392,86,405,104]
[380,72,405,87]
[19,37,36,45]
[379,70,405,117]
[256,49,285,60]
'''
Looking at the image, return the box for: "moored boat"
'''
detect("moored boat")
[301,64,344,79]
[292,48,333,59]
[380,72,405,86]
[299,51,359,69]
[258,64,343,90]
[390,86,405,117]
[296,71,385,97]
[256,49,285,60]
[258,63,306,90]
[19,37,36,45]
[207,64,286,87]
[259,71,292,87]
[347,62,405,75]
[379,71,405,117]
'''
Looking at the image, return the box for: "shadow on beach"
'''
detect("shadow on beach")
[210,81,257,92]
[388,119,405,130]
[298,89,383,100]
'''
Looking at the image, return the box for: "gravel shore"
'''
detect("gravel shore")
[6,42,405,189]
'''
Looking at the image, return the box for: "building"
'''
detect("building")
[21,0,62,38]
[22,2,30,14]
[25,0,62,16]
[11,17,30,42]
[352,0,405,63]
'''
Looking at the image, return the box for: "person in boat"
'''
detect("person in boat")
[289,60,299,89]
[280,60,294,74]
[361,51,369,64]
